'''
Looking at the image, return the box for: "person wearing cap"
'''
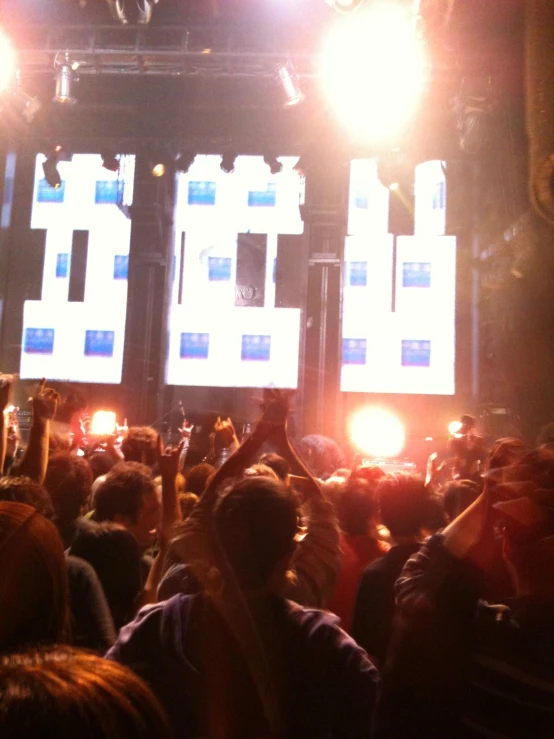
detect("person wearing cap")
[372,445,554,739]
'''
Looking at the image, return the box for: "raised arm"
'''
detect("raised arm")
[18,379,60,484]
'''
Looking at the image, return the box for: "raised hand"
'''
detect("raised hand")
[0,374,14,412]
[31,379,60,423]
[157,435,185,480]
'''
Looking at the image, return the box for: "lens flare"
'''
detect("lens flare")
[91,411,117,436]
[318,3,429,142]
[350,408,406,458]
[0,30,16,94]
[448,420,463,436]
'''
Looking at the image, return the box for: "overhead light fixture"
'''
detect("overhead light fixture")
[42,149,62,189]
[263,154,283,175]
[276,63,304,107]
[101,151,120,172]
[175,152,196,173]
[53,52,77,105]
[220,152,237,174]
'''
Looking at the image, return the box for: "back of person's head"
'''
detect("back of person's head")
[350,463,386,486]
[493,447,554,594]
[44,453,93,524]
[214,476,299,590]
[258,453,290,482]
[69,523,142,630]
[120,426,158,467]
[243,463,279,480]
[94,462,155,523]
[377,472,428,538]
[184,462,215,496]
[335,478,378,536]
[178,492,199,520]
[87,451,116,481]
[297,435,344,479]
[0,476,53,519]
[442,479,481,522]
[421,492,448,535]
[0,646,171,739]
[0,502,68,653]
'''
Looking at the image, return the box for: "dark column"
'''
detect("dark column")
[299,160,349,438]
[122,154,175,425]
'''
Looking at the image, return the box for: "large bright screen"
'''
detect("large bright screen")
[19,154,134,384]
[341,159,456,396]
[166,155,304,388]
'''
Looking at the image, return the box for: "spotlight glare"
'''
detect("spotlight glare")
[350,408,406,459]
[448,420,463,436]
[0,30,17,93]
[152,162,165,177]
[90,411,117,436]
[389,181,399,191]
[276,63,305,107]
[319,3,428,142]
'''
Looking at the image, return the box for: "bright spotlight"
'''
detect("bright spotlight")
[90,411,117,436]
[389,181,399,191]
[276,63,305,107]
[0,30,17,94]
[152,162,165,177]
[350,408,406,459]
[448,420,463,436]
[318,3,429,142]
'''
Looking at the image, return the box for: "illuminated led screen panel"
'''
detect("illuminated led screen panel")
[341,159,456,396]
[166,155,304,388]
[19,154,134,384]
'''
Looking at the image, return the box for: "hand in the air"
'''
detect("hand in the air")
[31,379,60,423]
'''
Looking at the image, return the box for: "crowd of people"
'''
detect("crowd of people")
[0,376,553,737]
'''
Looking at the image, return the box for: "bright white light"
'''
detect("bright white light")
[350,407,406,458]
[448,420,463,436]
[318,3,429,142]
[0,30,17,94]
[91,411,117,436]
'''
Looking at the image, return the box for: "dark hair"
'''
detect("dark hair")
[69,523,142,631]
[87,452,116,481]
[178,492,198,520]
[442,479,480,522]
[0,476,54,519]
[335,479,378,536]
[421,492,448,534]
[0,647,171,739]
[0,502,69,653]
[120,426,158,467]
[44,453,93,523]
[94,462,155,524]
[214,476,299,589]
[184,463,215,496]
[350,463,386,485]
[258,453,290,482]
[377,473,428,537]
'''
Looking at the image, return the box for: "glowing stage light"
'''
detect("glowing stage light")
[448,420,463,436]
[152,162,165,177]
[53,53,77,105]
[389,181,399,191]
[90,411,117,436]
[350,408,406,458]
[318,3,429,142]
[0,30,16,93]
